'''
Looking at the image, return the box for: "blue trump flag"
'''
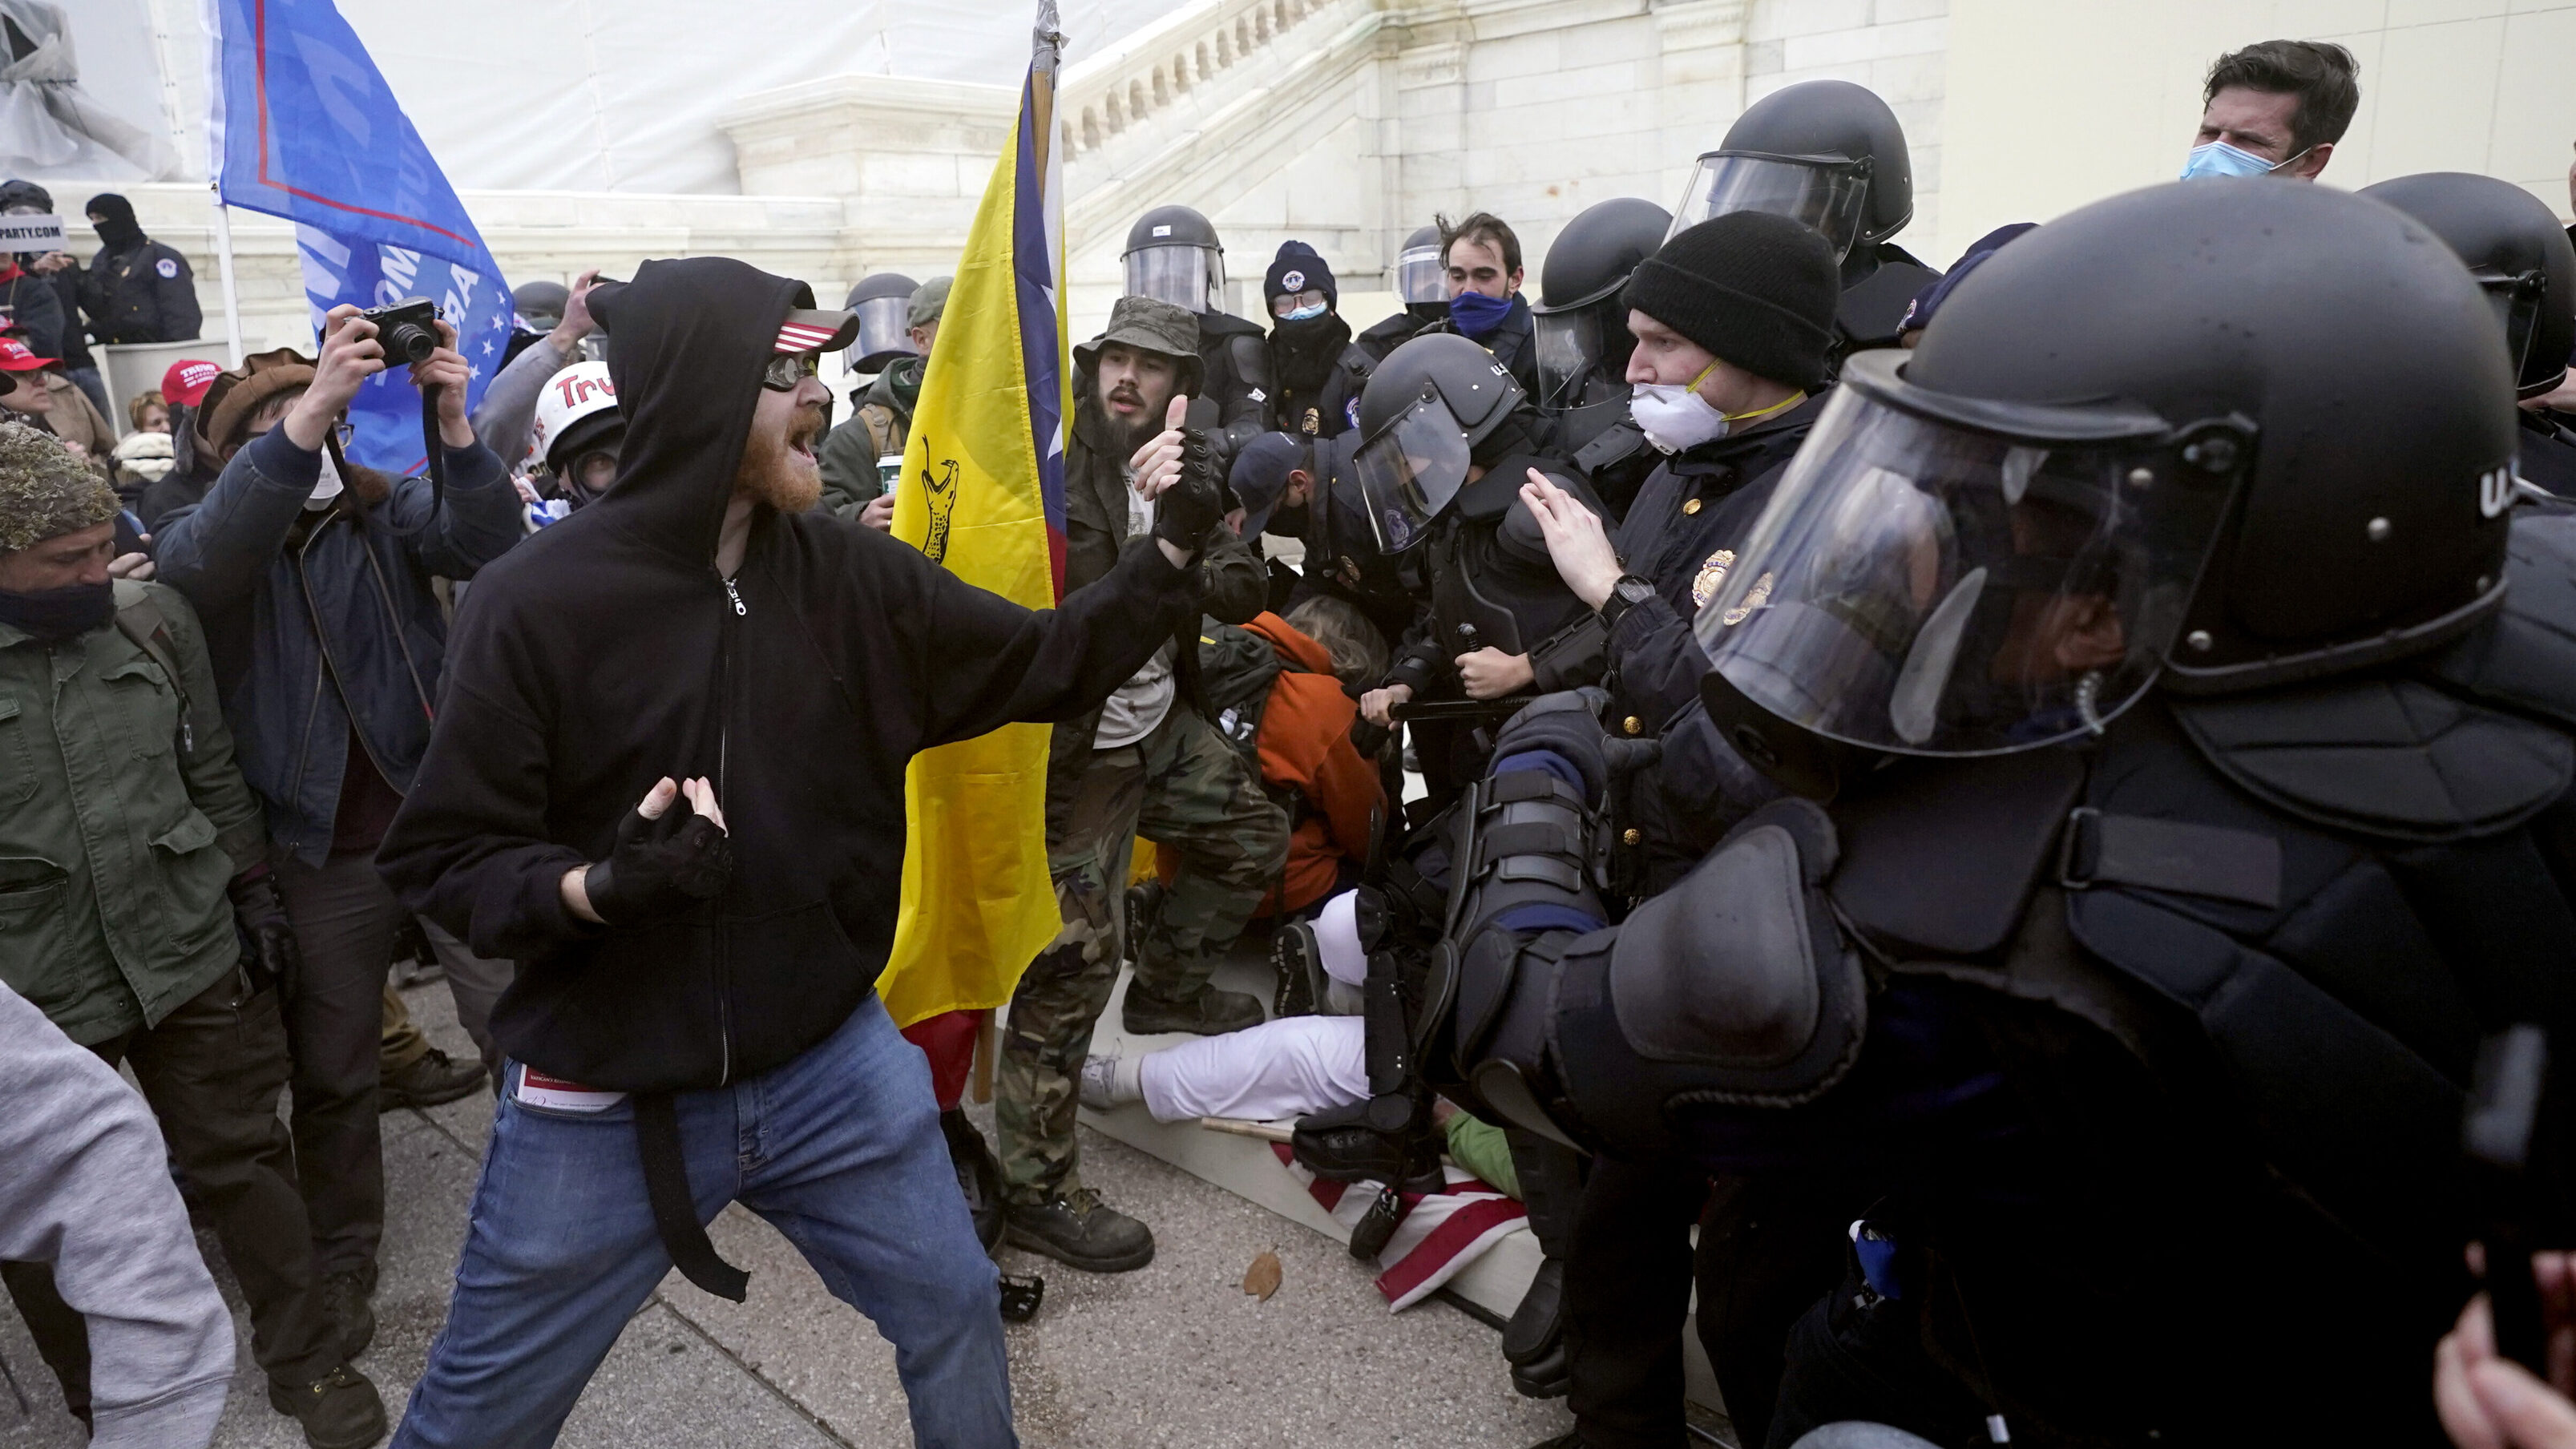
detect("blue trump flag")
[205,0,513,475]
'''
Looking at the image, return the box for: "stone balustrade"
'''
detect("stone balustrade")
[1057,0,1347,162]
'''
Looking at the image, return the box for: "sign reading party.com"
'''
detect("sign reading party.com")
[0,216,67,250]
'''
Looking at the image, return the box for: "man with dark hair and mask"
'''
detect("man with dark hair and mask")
[2182,38,2360,182]
[70,194,200,345]
[1414,212,1540,398]
[994,296,1283,1276]
[1259,241,1374,441]
[1400,178,2576,1447]
[1528,197,1671,521]
[2360,172,2576,498]
[374,257,1229,1447]
[1120,204,1270,464]
[1356,224,1450,364]
[154,312,525,1370]
[1670,79,1940,355]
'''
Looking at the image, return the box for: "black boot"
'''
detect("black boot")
[1005,1189,1156,1273]
[1503,1257,1569,1399]
[1120,982,1263,1036]
[268,1362,386,1449]
[317,1269,375,1361]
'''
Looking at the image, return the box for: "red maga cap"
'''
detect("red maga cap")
[162,358,224,407]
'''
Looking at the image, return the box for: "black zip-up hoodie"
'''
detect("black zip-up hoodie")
[378,257,1201,1092]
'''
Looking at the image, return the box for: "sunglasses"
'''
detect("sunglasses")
[761,351,820,391]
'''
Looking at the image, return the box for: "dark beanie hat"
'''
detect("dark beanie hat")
[1621,211,1839,390]
[1265,241,1337,308]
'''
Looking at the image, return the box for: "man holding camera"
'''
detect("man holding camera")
[154,304,526,1366]
[0,425,386,1448]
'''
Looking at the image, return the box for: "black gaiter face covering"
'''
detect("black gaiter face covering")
[0,581,114,641]
[1270,313,1352,396]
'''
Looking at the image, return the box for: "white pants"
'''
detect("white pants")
[1138,1015,1369,1123]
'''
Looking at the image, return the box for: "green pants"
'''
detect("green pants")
[995,705,1287,1205]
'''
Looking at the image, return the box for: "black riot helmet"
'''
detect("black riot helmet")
[842,272,921,373]
[1394,224,1447,310]
[1672,79,1912,260]
[1695,181,2517,792]
[1124,204,1226,314]
[1353,332,1529,553]
[1532,197,1673,412]
[2360,172,2576,401]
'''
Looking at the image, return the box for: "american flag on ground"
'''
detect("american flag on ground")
[1270,1144,1528,1311]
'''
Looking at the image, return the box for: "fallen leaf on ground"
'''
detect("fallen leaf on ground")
[1242,1249,1282,1300]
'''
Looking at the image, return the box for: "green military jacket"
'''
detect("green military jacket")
[0,581,265,1043]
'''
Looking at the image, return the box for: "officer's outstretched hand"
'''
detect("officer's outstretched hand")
[567,777,733,925]
[1456,647,1534,700]
[1522,470,1621,611]
[2440,1253,2576,1449]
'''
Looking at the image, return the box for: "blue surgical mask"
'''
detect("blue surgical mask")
[2179,139,2305,181]
[1447,289,1516,340]
[1279,302,1327,322]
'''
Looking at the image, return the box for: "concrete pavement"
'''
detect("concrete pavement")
[0,978,1579,1449]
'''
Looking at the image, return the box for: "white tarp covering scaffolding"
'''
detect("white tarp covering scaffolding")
[71,0,1188,196]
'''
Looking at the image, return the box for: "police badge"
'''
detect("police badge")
[1691,548,1735,608]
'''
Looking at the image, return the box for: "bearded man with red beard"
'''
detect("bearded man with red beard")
[375,257,1222,1448]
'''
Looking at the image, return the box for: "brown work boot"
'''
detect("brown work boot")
[381,1046,485,1110]
[268,1362,386,1449]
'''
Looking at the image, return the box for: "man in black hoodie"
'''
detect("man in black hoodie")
[374,256,1218,1447]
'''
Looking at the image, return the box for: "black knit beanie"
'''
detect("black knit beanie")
[1265,241,1337,309]
[1621,211,1840,390]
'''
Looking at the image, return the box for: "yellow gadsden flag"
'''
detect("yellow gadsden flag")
[876,6,1073,1029]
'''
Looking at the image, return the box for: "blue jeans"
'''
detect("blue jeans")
[391,998,1015,1448]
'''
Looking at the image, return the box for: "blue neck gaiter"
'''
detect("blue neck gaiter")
[1447,289,1516,340]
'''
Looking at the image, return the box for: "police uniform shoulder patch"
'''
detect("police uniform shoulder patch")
[155,256,179,280]
[1690,549,1736,608]
[1346,396,1362,429]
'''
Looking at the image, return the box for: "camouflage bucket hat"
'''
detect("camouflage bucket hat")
[0,426,118,554]
[1075,295,1204,394]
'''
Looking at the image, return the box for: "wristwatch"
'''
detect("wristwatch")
[1597,574,1658,631]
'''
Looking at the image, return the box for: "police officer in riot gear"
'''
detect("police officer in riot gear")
[1259,242,1375,440]
[2360,172,2576,498]
[1122,204,1271,462]
[841,272,921,375]
[1406,180,2576,1446]
[1672,79,1941,353]
[1357,224,1450,363]
[1350,332,1604,779]
[1529,197,1672,520]
[1504,207,1847,1448]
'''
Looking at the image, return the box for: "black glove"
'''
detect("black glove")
[228,866,301,995]
[1151,424,1225,555]
[583,799,734,923]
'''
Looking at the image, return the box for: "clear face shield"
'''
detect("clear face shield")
[1532,305,1605,412]
[1124,244,1225,314]
[1696,354,2242,757]
[850,296,917,369]
[1395,244,1447,307]
[1669,151,1874,260]
[1353,392,1476,555]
